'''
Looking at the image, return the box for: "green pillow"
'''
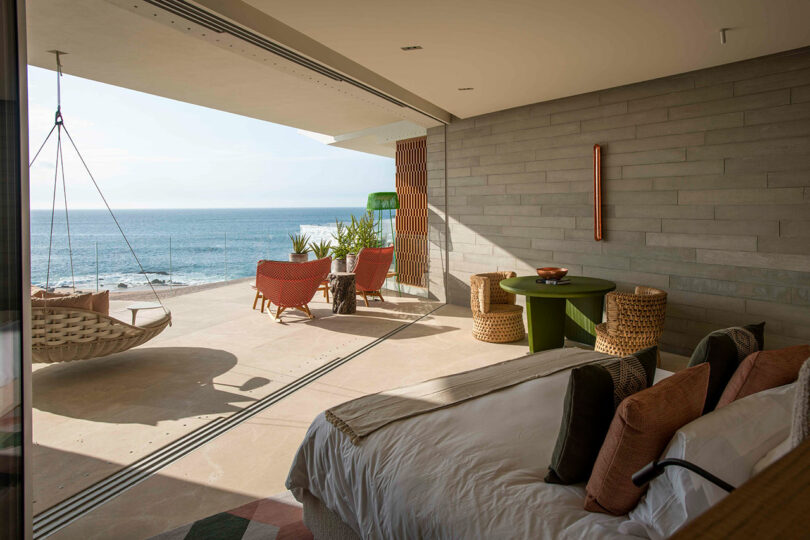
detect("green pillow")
[687,322,765,413]
[545,347,658,485]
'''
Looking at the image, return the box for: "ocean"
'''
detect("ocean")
[29,208,389,290]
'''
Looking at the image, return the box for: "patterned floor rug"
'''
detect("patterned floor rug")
[150,492,313,540]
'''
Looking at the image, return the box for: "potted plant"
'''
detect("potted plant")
[289,233,311,262]
[309,240,332,260]
[330,220,352,272]
[346,211,380,270]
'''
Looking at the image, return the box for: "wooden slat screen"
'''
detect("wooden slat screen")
[395,136,428,287]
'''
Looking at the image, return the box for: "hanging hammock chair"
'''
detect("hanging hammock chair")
[31,307,171,364]
[29,52,171,364]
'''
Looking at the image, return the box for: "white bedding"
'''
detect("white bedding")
[287,366,673,539]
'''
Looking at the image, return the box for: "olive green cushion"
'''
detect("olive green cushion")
[545,347,658,485]
[687,322,765,413]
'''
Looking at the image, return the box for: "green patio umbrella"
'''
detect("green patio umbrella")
[366,192,400,295]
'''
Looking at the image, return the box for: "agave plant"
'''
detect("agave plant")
[289,233,311,254]
[330,220,352,260]
[309,240,332,259]
[352,211,380,252]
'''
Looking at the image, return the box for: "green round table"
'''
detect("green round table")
[500,276,616,353]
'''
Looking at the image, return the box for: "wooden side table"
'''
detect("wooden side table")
[330,272,356,314]
[126,302,163,325]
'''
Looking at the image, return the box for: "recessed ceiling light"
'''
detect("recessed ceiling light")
[401,45,423,51]
[458,87,474,91]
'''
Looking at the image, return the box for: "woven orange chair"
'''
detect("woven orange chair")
[594,286,667,361]
[470,271,525,343]
[256,258,331,321]
[252,260,268,313]
[354,247,394,306]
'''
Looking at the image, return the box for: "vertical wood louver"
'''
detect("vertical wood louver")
[395,136,428,287]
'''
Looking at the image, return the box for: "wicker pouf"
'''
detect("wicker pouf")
[594,324,657,356]
[470,271,525,343]
[594,286,667,357]
[472,305,525,343]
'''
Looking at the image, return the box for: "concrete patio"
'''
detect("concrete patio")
[32,280,687,539]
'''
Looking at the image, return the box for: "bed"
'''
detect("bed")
[286,357,673,539]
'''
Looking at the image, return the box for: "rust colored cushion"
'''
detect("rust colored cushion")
[584,363,710,516]
[31,290,67,299]
[30,292,94,311]
[90,290,110,316]
[717,345,810,408]
[31,290,109,315]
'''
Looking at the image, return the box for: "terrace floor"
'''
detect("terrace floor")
[32,279,688,539]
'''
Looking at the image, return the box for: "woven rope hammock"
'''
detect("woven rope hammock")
[29,52,170,364]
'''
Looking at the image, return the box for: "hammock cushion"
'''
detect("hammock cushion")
[31,292,94,310]
[32,289,110,315]
[31,306,171,364]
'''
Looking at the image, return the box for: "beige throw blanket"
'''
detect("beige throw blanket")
[326,347,611,444]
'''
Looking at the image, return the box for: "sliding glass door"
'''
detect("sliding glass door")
[1,0,30,537]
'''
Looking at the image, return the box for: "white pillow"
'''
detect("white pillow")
[623,382,795,540]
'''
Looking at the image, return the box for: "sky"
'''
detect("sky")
[27,66,395,209]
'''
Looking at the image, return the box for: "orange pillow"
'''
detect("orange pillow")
[584,363,710,515]
[31,290,109,315]
[90,290,110,316]
[31,289,65,299]
[717,345,810,408]
[31,292,94,311]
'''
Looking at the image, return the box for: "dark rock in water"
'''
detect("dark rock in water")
[151,278,166,285]
[117,283,128,289]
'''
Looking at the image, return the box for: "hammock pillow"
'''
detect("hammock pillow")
[90,290,110,316]
[31,290,109,315]
[31,292,94,311]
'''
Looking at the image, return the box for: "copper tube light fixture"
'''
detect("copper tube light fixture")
[593,144,602,241]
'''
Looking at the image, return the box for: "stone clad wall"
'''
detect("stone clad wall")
[427,47,810,354]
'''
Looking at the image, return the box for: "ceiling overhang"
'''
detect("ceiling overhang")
[25,0,810,156]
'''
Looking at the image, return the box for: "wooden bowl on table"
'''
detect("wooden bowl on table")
[536,267,568,280]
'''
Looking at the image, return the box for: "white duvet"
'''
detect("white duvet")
[287,367,672,539]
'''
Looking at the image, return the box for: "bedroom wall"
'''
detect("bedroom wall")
[427,47,810,355]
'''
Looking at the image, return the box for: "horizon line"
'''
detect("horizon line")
[29,205,369,211]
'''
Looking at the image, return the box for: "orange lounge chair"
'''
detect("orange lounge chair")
[353,247,394,307]
[256,258,331,321]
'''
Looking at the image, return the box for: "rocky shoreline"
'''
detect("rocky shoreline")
[49,276,254,302]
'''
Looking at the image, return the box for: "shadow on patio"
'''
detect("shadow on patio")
[33,347,264,426]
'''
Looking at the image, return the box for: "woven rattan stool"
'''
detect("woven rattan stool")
[594,286,667,362]
[470,271,525,343]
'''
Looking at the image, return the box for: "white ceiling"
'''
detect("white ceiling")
[25,0,439,157]
[246,0,810,118]
[25,0,810,156]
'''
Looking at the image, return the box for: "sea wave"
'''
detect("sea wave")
[40,271,214,291]
[299,221,394,244]
[299,224,338,243]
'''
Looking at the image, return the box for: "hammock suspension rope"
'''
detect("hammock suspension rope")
[29,52,167,314]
